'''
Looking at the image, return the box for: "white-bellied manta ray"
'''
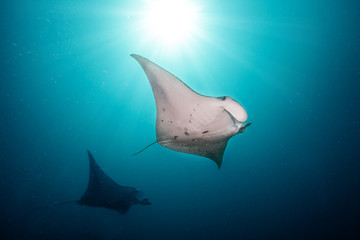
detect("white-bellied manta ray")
[131,54,251,168]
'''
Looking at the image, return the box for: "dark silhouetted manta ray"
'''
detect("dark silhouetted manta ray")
[38,150,151,214]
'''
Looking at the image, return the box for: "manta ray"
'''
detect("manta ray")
[77,150,151,213]
[38,150,151,214]
[131,54,251,168]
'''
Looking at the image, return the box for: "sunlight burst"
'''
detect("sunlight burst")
[142,0,201,48]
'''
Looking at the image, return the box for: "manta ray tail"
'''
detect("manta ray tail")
[53,200,79,206]
[132,141,158,156]
[33,200,78,210]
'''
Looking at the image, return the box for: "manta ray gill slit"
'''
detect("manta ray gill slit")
[142,0,201,48]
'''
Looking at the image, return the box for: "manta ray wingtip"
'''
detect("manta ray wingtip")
[211,157,223,169]
[130,54,148,67]
[130,54,142,60]
[86,149,92,157]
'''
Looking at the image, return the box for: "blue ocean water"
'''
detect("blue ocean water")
[1,0,359,239]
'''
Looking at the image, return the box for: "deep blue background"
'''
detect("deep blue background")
[1,0,360,239]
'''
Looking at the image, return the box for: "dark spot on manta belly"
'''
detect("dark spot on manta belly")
[174,136,178,140]
[161,120,164,122]
[189,120,192,123]
[202,131,209,134]
[163,108,165,111]
[184,132,189,136]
